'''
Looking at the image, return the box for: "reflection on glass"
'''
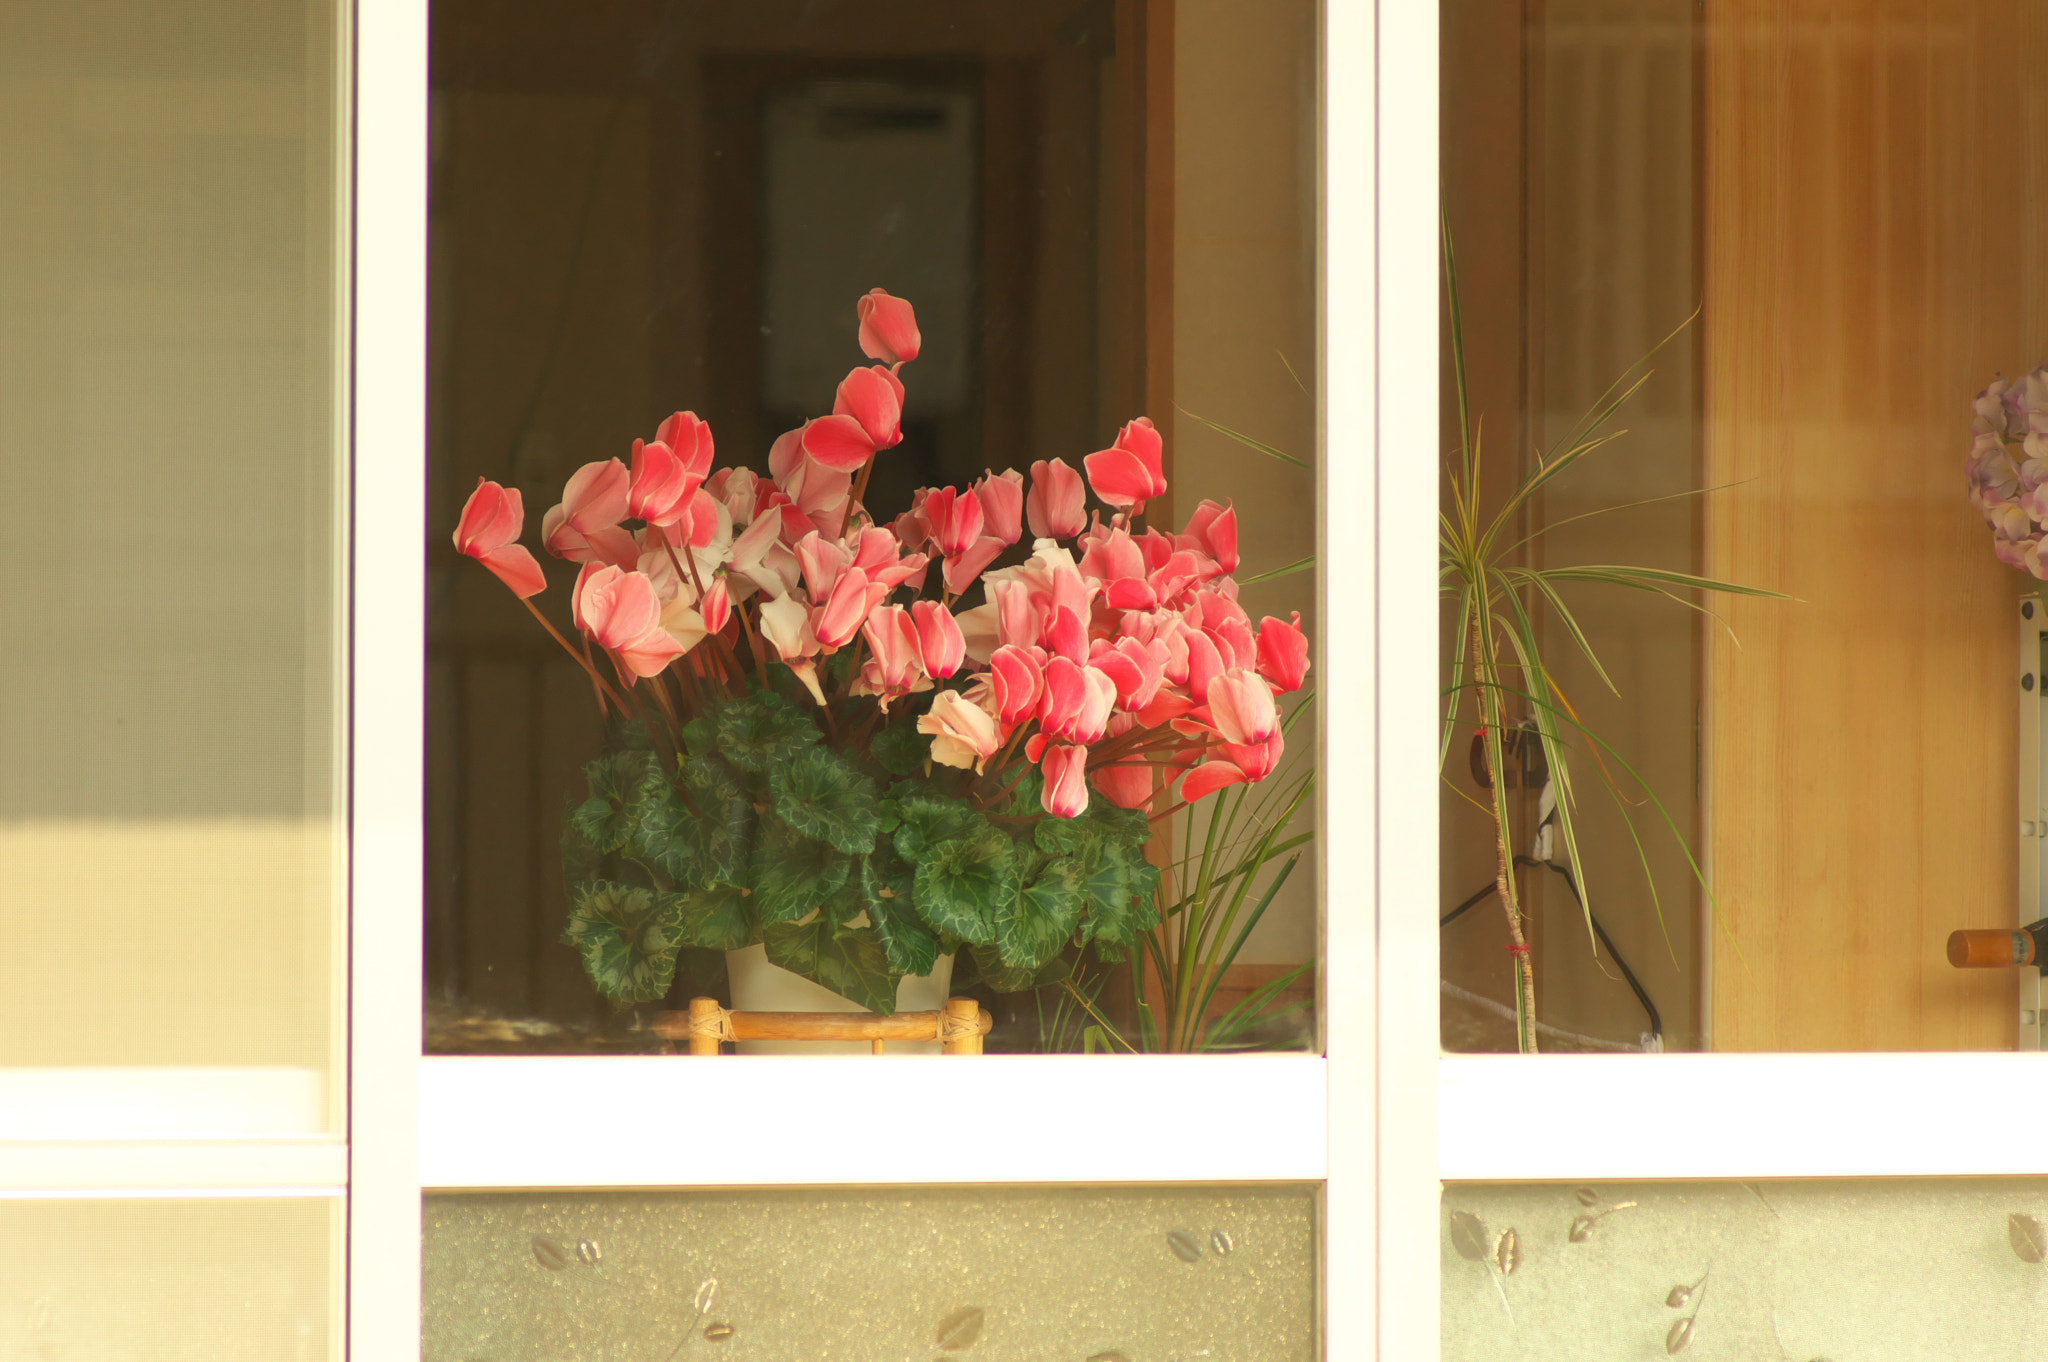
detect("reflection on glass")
[426,0,1318,1054]
[1442,0,2048,1052]
[426,1185,1316,1360]
[0,1197,338,1360]
[1444,1180,2048,1358]
[0,0,345,1107]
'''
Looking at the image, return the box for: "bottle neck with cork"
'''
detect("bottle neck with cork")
[1948,919,2048,970]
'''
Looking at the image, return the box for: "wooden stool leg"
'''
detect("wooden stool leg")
[942,998,982,1054]
[688,997,725,1056]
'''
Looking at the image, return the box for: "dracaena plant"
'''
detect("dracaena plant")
[451,288,1312,1014]
[1440,228,1780,1052]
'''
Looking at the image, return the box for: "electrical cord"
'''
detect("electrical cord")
[1439,855,1663,1043]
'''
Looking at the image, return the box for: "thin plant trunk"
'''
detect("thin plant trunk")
[1471,610,1538,1053]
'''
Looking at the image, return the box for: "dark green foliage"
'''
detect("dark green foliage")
[769,745,879,854]
[859,853,939,978]
[714,691,820,772]
[969,941,1072,995]
[631,754,751,889]
[764,916,897,1015]
[999,857,1087,969]
[749,811,850,923]
[868,718,929,777]
[557,692,1165,1013]
[670,882,756,952]
[891,786,984,862]
[570,749,659,853]
[561,880,687,1004]
[911,825,1013,944]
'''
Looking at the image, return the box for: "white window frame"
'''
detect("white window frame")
[344,0,1427,1357]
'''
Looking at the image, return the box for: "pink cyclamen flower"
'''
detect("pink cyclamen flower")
[699,578,732,635]
[942,537,1007,597]
[857,288,921,365]
[1025,457,1087,539]
[542,459,639,567]
[1038,657,1117,746]
[861,605,925,695]
[627,438,697,527]
[923,487,985,558]
[1039,742,1090,818]
[812,566,887,650]
[453,478,547,598]
[973,469,1025,546]
[1206,669,1279,747]
[1180,499,1239,574]
[1083,416,1168,509]
[801,413,878,473]
[921,688,1001,773]
[1256,613,1309,693]
[836,365,905,450]
[653,410,715,481]
[575,565,686,680]
[910,601,965,679]
[988,645,1045,727]
[1091,739,1155,810]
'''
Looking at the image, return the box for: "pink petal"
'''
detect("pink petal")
[478,544,547,599]
[833,365,904,449]
[801,414,877,472]
[942,535,1006,596]
[857,288,922,364]
[1179,760,1250,805]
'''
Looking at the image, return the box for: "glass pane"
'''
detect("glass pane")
[0,1196,339,1360]
[1441,0,2048,1051]
[0,2,345,1112]
[425,1,1318,1054]
[1444,1180,2048,1357]
[426,1185,1316,1359]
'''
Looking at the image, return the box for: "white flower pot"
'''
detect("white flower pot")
[723,944,955,1054]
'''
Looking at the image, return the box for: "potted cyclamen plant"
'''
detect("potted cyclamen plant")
[451,288,1310,1030]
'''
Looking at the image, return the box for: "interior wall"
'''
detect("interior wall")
[1703,0,2048,1050]
[1440,0,1704,1052]
[1171,0,1319,970]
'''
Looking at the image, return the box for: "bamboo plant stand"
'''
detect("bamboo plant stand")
[653,996,992,1055]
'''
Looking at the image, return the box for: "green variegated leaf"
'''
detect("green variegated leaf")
[1083,845,1160,957]
[868,719,930,777]
[968,941,1071,994]
[748,812,850,923]
[561,879,686,1004]
[570,749,659,853]
[680,715,718,758]
[891,787,984,863]
[1001,765,1045,817]
[670,882,756,951]
[997,857,1086,970]
[859,854,939,978]
[1035,807,1105,861]
[631,755,753,889]
[763,916,898,1014]
[769,745,879,855]
[713,692,822,772]
[912,826,1013,944]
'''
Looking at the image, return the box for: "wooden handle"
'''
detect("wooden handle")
[654,999,994,1052]
[1947,930,2036,968]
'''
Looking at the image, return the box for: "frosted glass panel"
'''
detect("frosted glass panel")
[0,1197,338,1361]
[426,1185,1317,1360]
[0,0,344,1097]
[1444,1180,2048,1359]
